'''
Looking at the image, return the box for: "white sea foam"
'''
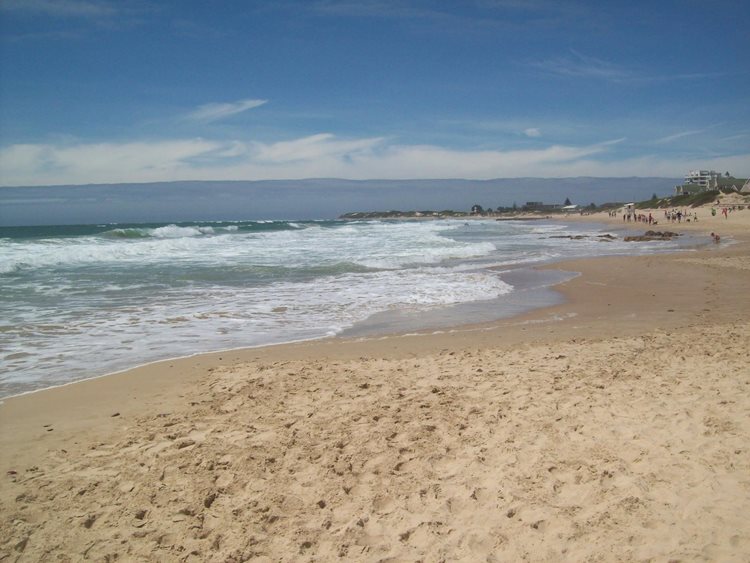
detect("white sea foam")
[151,224,214,237]
[0,218,696,397]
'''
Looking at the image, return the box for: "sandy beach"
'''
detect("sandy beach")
[2,202,750,562]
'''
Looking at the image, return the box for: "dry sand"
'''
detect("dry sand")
[2,205,750,562]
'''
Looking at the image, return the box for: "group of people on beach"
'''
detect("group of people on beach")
[663,209,698,223]
[615,201,745,246]
[711,206,733,219]
[623,212,656,225]
[621,209,700,225]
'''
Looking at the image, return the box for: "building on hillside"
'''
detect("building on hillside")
[674,169,746,195]
[685,169,721,188]
[716,175,749,192]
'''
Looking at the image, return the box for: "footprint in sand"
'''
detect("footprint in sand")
[372,494,395,513]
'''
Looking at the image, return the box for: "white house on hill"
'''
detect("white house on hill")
[684,169,721,188]
[675,170,747,195]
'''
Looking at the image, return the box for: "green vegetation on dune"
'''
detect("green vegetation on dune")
[636,190,725,209]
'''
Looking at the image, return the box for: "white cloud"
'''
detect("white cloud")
[1,134,748,186]
[0,139,224,185]
[185,99,268,122]
[339,138,624,179]
[251,133,384,164]
[524,127,541,137]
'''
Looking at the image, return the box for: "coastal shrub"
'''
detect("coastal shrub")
[652,190,720,209]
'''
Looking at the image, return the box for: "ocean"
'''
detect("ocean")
[0,219,696,398]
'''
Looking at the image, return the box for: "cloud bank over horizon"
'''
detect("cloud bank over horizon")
[2,133,749,187]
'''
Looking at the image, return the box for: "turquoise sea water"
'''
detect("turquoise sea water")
[0,219,696,397]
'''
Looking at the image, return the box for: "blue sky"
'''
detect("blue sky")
[1,0,748,186]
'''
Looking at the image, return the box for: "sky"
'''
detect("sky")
[1,0,749,187]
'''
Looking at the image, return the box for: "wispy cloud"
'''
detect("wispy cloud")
[171,19,228,39]
[653,129,705,144]
[2,30,84,42]
[291,0,592,35]
[649,71,739,82]
[185,99,268,122]
[1,0,117,18]
[311,0,426,19]
[524,128,541,138]
[528,50,741,84]
[528,50,633,81]
[721,132,750,142]
[652,121,727,145]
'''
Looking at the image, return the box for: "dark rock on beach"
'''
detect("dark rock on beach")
[549,234,617,242]
[624,231,680,242]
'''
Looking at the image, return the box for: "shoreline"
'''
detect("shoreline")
[0,216,707,402]
[0,213,741,429]
[2,211,749,561]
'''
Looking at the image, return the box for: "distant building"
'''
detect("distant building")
[674,169,733,195]
[716,175,748,192]
[685,169,721,188]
